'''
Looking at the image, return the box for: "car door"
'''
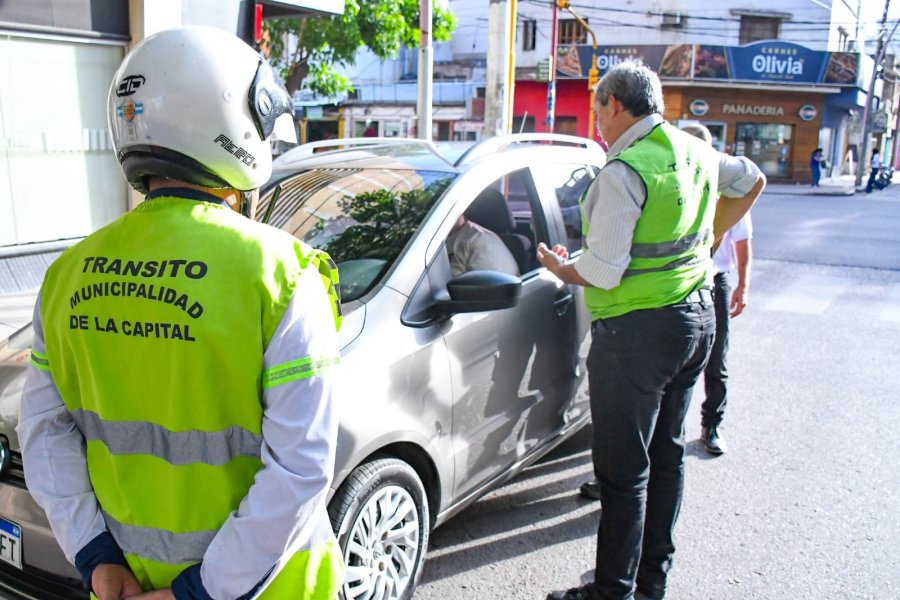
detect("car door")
[529,160,599,430]
[441,167,583,501]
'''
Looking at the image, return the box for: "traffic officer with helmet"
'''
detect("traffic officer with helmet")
[17,26,344,599]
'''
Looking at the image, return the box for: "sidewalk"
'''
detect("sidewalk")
[765,172,900,197]
[764,174,856,196]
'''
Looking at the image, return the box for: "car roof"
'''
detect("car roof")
[273,139,459,176]
[271,134,604,177]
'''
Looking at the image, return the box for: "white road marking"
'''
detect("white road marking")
[880,283,900,323]
[763,275,851,315]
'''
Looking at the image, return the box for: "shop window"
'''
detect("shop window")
[734,122,793,178]
[739,16,780,44]
[383,122,403,138]
[554,116,578,136]
[512,115,535,134]
[558,19,588,45]
[0,35,126,247]
[434,121,452,141]
[355,121,380,137]
[454,131,478,141]
[522,19,537,51]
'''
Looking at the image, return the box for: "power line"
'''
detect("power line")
[519,0,894,29]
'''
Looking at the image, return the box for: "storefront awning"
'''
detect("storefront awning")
[261,0,343,17]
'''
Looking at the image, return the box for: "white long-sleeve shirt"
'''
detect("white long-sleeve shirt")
[574,114,763,290]
[17,265,340,599]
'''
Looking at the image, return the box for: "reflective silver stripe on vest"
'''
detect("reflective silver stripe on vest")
[629,228,712,259]
[622,255,709,279]
[71,409,262,466]
[103,510,215,565]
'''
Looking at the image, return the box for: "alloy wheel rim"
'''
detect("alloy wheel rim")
[342,484,421,600]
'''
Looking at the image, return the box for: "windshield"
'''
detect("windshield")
[259,168,455,302]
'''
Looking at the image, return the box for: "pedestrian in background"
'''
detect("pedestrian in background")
[537,61,765,600]
[17,26,344,599]
[700,212,751,454]
[680,125,754,456]
[866,148,882,193]
[810,148,825,188]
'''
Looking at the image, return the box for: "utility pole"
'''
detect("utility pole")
[484,0,512,139]
[546,0,559,133]
[855,0,896,190]
[505,0,518,134]
[557,0,598,139]
[417,0,433,141]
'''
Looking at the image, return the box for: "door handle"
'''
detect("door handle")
[554,292,574,316]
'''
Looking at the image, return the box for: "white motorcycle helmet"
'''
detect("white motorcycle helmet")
[107,26,296,194]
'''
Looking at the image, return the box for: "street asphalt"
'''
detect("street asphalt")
[0,173,898,600]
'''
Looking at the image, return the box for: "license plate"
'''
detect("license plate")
[0,517,22,569]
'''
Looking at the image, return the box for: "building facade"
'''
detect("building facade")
[0,0,341,273]
[511,0,881,183]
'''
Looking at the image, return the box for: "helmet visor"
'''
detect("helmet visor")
[249,60,296,143]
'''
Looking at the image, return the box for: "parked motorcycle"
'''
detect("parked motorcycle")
[874,166,894,190]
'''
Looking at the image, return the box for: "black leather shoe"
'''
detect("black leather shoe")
[635,589,665,600]
[546,584,596,600]
[579,479,602,501]
[701,426,727,455]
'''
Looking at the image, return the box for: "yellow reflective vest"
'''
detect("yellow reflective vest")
[37,192,343,597]
[583,122,717,319]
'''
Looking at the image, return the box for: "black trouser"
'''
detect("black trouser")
[701,272,730,429]
[587,299,715,600]
[866,168,879,192]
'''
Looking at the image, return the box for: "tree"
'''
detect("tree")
[264,0,456,97]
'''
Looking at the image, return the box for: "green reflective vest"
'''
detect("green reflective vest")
[583,122,717,319]
[38,194,342,597]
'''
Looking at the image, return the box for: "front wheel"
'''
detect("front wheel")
[328,457,430,600]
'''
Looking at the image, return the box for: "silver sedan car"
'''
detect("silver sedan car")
[0,134,605,599]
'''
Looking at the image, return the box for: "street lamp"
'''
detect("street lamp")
[556,0,598,139]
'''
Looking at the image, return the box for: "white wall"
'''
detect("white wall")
[182,0,242,32]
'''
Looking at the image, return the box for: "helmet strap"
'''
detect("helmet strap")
[240,190,254,218]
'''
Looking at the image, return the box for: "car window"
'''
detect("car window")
[259,168,456,302]
[461,169,544,276]
[533,163,596,254]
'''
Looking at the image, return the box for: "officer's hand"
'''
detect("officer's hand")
[537,242,568,271]
[91,563,142,599]
[124,589,175,599]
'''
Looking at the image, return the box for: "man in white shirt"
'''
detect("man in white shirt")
[700,215,752,455]
[446,214,519,277]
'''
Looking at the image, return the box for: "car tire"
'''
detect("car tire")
[328,456,430,600]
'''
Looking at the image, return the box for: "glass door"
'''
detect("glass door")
[734,122,793,178]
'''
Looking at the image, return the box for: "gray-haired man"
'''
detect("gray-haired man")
[538,61,765,600]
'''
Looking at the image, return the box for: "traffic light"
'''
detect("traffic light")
[254,3,263,44]
[588,66,599,91]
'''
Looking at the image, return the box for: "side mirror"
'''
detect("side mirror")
[436,270,521,315]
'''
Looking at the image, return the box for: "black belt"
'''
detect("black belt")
[591,287,713,333]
